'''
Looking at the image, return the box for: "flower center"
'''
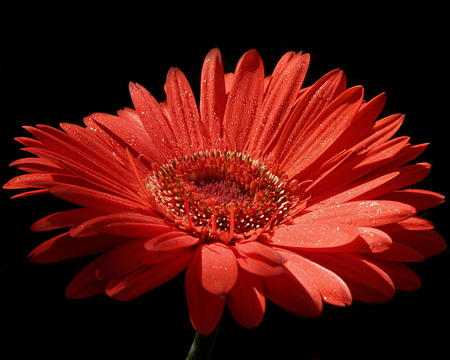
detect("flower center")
[147,150,294,243]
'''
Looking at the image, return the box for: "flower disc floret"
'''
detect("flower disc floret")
[148,150,294,243]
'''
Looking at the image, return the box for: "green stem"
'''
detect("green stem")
[185,319,221,360]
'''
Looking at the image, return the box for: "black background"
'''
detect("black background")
[1,2,449,359]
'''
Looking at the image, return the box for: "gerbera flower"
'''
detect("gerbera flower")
[4,48,445,336]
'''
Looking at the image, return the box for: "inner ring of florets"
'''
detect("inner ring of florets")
[147,150,293,243]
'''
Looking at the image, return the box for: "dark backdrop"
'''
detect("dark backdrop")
[1,2,448,359]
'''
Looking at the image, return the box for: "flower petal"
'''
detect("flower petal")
[66,256,109,299]
[379,216,435,232]
[223,50,264,150]
[200,48,227,147]
[261,255,323,317]
[129,82,178,162]
[144,231,200,252]
[227,268,265,329]
[69,212,171,238]
[356,227,393,253]
[95,238,183,281]
[247,52,310,153]
[185,256,226,335]
[106,246,195,301]
[368,258,421,291]
[272,69,346,159]
[297,200,416,227]
[268,221,360,249]
[284,86,364,176]
[277,248,352,306]
[31,208,105,232]
[301,251,395,303]
[50,184,155,215]
[232,241,286,276]
[365,242,425,262]
[194,242,238,296]
[29,232,129,263]
[165,68,207,152]
[376,189,445,211]
[389,230,446,257]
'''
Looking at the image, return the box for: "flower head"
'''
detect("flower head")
[5,48,445,335]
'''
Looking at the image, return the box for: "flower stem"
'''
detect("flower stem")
[185,319,221,360]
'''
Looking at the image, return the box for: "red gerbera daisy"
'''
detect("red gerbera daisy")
[4,48,445,336]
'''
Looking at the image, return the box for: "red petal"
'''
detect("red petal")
[185,256,226,335]
[86,112,157,166]
[298,200,416,227]
[194,242,238,296]
[227,268,265,329]
[29,232,129,263]
[200,48,227,146]
[9,156,66,174]
[66,256,108,299]
[277,248,352,306]
[365,242,425,262]
[232,241,286,276]
[376,189,445,211]
[247,52,310,153]
[356,227,393,253]
[129,82,177,162]
[301,251,395,303]
[268,221,360,249]
[31,208,105,232]
[165,68,206,152]
[50,185,154,215]
[358,163,432,200]
[70,212,171,238]
[223,50,264,151]
[144,231,199,252]
[316,93,387,160]
[95,238,184,281]
[106,246,195,301]
[368,259,421,291]
[261,262,323,317]
[389,230,446,257]
[312,161,433,209]
[4,173,83,190]
[25,125,135,193]
[379,216,435,232]
[353,113,404,153]
[284,86,364,176]
[273,69,346,159]
[309,171,399,208]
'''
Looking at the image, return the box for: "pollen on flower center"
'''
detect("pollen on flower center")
[147,150,294,243]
